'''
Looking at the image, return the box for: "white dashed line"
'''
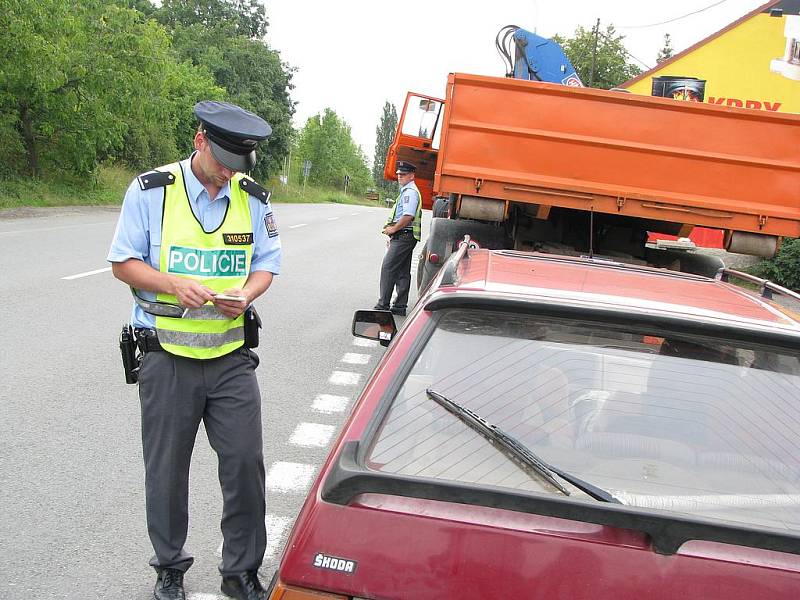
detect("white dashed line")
[312,394,350,413]
[341,352,370,365]
[350,212,360,216]
[61,267,112,280]
[327,216,339,221]
[264,515,292,559]
[267,462,315,492]
[289,223,308,229]
[215,514,291,560]
[289,422,335,448]
[352,338,379,348]
[329,371,361,386]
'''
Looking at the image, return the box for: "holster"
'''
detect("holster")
[243,306,262,348]
[119,324,140,384]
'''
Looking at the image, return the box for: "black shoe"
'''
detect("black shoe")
[390,306,406,316]
[221,571,267,600]
[374,303,390,311]
[154,568,185,600]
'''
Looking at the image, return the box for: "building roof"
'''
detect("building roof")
[621,1,784,89]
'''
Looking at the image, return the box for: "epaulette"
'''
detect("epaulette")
[137,170,176,191]
[239,177,271,204]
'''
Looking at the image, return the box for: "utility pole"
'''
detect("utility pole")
[589,18,600,88]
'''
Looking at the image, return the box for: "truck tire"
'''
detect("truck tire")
[645,247,725,277]
[418,217,510,290]
[432,197,450,218]
[416,241,429,291]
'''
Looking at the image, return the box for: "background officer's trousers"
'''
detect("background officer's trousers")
[138,346,266,576]
[378,232,418,309]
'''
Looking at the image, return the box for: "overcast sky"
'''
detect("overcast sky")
[266,0,768,164]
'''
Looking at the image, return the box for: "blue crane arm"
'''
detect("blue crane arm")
[512,28,583,86]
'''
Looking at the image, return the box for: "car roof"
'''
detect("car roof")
[428,249,800,336]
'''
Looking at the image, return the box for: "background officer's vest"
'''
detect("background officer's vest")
[384,180,422,241]
[155,162,253,359]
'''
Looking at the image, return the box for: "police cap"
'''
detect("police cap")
[395,161,417,174]
[194,101,272,172]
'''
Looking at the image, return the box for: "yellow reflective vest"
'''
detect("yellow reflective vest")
[155,162,253,359]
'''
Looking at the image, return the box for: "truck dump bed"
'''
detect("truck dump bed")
[435,73,800,240]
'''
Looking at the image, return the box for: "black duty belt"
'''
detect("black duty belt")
[391,229,415,239]
[134,329,163,352]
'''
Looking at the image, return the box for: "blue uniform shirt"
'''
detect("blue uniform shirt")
[107,153,282,328]
[392,181,420,224]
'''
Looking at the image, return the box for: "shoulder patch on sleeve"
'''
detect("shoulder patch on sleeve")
[240,177,271,204]
[264,212,279,238]
[137,170,175,191]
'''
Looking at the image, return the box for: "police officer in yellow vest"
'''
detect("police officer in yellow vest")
[108,101,281,600]
[375,161,422,316]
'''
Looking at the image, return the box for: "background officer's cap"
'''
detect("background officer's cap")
[395,161,417,174]
[194,101,272,172]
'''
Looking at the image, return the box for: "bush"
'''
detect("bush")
[749,238,800,291]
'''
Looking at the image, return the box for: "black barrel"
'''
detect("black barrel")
[651,76,706,102]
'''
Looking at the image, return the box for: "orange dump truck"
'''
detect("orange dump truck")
[385,73,800,289]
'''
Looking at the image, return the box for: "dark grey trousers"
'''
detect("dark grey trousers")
[137,346,266,576]
[378,234,418,309]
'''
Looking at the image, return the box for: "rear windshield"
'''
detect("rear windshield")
[366,309,800,532]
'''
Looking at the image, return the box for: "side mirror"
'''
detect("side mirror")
[352,310,398,347]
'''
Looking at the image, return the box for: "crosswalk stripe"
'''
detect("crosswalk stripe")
[312,394,349,413]
[329,371,361,386]
[341,352,370,365]
[289,422,335,447]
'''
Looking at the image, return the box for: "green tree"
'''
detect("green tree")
[751,238,800,292]
[657,33,674,64]
[0,0,221,177]
[167,23,295,179]
[155,0,267,40]
[372,101,398,197]
[296,109,372,194]
[554,24,641,89]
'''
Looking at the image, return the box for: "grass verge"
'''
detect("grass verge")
[0,167,390,211]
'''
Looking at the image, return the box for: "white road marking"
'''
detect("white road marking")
[350,212,360,216]
[312,394,350,413]
[341,352,370,365]
[352,338,379,348]
[188,594,224,600]
[327,216,339,221]
[265,515,292,559]
[267,461,315,492]
[61,267,112,280]
[289,422,335,447]
[0,221,116,236]
[289,223,307,229]
[216,514,291,560]
[329,371,361,386]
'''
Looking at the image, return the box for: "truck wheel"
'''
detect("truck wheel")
[432,197,450,218]
[416,240,428,291]
[645,247,725,277]
[418,218,510,290]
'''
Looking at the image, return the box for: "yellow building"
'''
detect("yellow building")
[622,0,799,113]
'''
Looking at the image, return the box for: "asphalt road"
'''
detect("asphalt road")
[0,202,422,599]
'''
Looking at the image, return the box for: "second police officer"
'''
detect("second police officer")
[108,101,281,600]
[375,160,422,316]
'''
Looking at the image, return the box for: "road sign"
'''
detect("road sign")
[303,160,312,178]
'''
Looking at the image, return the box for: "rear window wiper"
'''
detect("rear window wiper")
[426,389,621,504]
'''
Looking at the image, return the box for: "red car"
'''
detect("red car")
[268,244,800,599]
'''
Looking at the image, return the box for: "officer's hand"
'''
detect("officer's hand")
[172,277,215,308]
[212,288,248,318]
[382,226,392,236]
